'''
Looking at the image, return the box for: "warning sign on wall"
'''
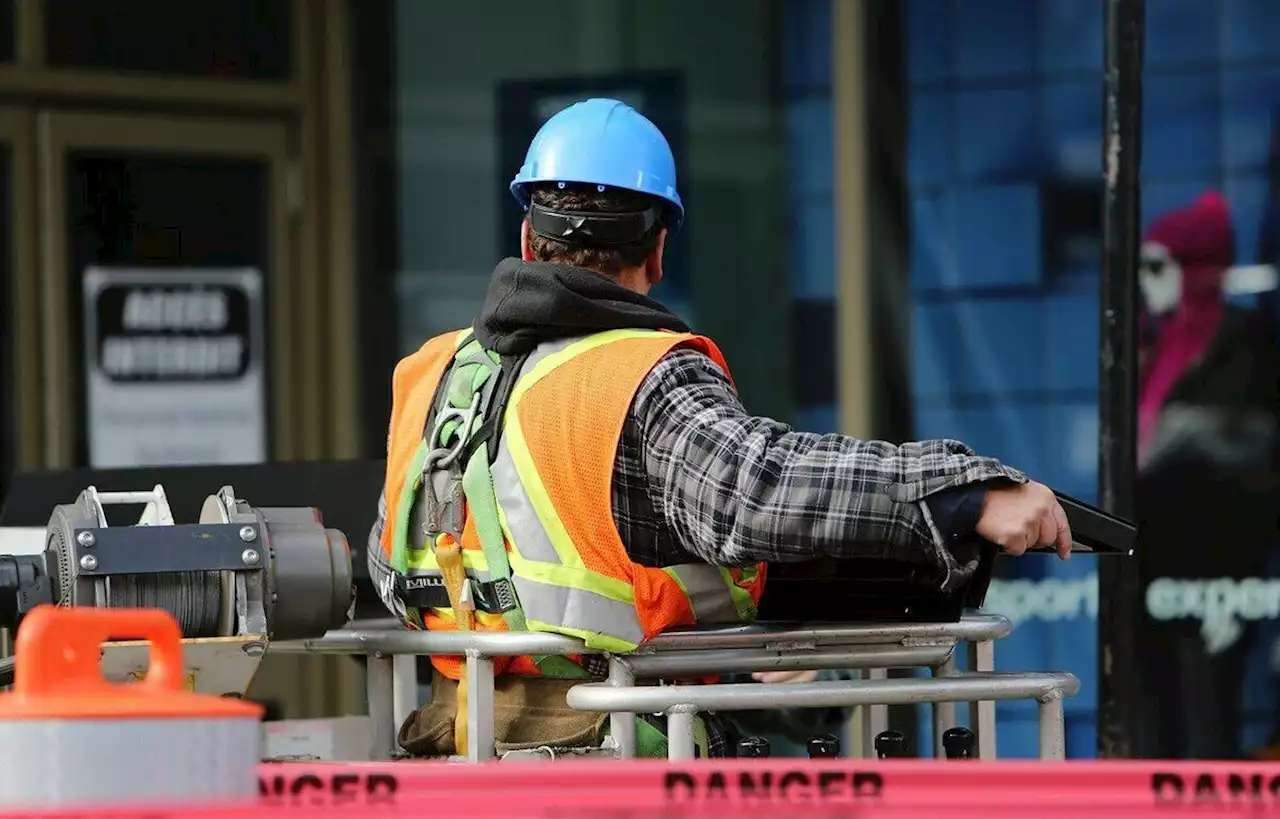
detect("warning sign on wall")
[83,266,267,468]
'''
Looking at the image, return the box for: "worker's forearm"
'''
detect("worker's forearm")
[637,350,1026,573]
[661,418,1000,563]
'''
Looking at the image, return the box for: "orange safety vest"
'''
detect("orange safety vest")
[379,328,767,681]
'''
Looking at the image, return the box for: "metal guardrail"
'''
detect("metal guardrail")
[570,672,1079,761]
[276,615,1014,655]
[270,614,1078,763]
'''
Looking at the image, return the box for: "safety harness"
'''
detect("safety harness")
[401,331,577,657]
[404,332,567,752]
[394,330,707,758]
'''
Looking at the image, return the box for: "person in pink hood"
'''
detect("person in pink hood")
[1133,191,1280,760]
[1138,191,1236,463]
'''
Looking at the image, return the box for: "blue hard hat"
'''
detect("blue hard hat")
[510,98,684,232]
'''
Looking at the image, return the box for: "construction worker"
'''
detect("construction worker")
[369,98,1073,759]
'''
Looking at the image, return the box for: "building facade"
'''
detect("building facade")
[2,0,1278,759]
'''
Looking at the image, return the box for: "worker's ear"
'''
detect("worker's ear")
[645,229,667,287]
[520,218,535,262]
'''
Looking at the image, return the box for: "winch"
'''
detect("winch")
[0,484,355,693]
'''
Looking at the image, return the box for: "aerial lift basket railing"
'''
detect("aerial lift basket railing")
[412,488,1119,763]
[271,614,1080,761]
[270,488,1131,763]
[0,481,1132,763]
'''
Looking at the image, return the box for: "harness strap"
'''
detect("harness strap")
[430,333,489,758]
[433,535,474,631]
[461,352,526,468]
[461,446,526,631]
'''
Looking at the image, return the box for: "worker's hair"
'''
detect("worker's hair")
[526,183,665,277]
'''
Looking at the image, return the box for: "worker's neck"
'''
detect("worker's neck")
[597,266,649,295]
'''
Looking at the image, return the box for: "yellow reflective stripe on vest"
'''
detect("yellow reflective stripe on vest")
[527,619,638,654]
[720,568,760,620]
[517,577,644,650]
[663,565,744,623]
[430,607,511,630]
[406,551,642,650]
[405,544,489,575]
[509,329,667,402]
[493,435,634,603]
[501,329,669,571]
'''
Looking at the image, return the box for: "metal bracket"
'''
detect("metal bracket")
[203,486,269,637]
[72,524,266,577]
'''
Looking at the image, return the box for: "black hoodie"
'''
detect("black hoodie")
[472,258,689,354]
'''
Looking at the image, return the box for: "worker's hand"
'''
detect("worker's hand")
[974,481,1072,560]
[751,670,819,683]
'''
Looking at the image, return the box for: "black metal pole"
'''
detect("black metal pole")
[1097,0,1144,759]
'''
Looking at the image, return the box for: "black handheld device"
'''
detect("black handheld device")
[1026,491,1137,555]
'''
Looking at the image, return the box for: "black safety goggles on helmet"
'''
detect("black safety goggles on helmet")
[528,202,664,246]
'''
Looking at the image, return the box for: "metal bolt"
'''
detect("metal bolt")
[241,548,260,566]
[79,554,98,571]
[242,642,265,658]
[76,531,95,548]
[239,525,258,543]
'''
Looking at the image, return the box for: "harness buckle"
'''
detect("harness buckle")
[490,578,518,612]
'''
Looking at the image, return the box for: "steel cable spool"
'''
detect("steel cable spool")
[32,484,355,642]
[45,497,227,638]
[105,571,224,638]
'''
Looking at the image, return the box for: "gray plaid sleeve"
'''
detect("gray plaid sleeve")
[633,348,1028,591]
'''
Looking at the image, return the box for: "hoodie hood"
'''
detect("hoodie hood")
[1142,190,1234,310]
[472,258,689,355]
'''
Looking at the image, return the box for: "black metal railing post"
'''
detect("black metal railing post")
[1097,0,1145,760]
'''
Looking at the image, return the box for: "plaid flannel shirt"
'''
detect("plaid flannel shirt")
[367,345,1027,624]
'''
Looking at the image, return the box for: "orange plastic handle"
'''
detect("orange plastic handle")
[14,605,185,695]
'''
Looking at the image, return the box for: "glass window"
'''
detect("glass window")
[390,0,793,420]
[901,0,1280,762]
[44,0,291,80]
[64,152,271,465]
[900,0,1106,761]
[783,0,837,435]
